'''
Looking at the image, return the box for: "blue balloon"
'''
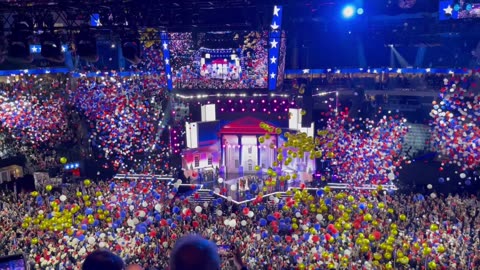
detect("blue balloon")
[259,218,267,226]
[267,215,276,221]
[438,177,445,183]
[261,231,268,239]
[176,215,183,221]
[167,218,173,225]
[250,184,258,191]
[465,180,472,186]
[144,236,150,243]
[359,203,366,210]
[303,233,310,240]
[172,206,180,214]
[274,235,281,242]
[314,224,321,231]
[85,208,94,215]
[155,214,162,221]
[316,189,324,197]
[81,224,88,230]
[325,198,332,206]
[170,223,177,229]
[77,235,86,241]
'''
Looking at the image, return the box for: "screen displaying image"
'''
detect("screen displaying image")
[0,258,25,270]
[439,1,480,20]
[169,31,268,89]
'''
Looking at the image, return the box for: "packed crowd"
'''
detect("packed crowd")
[0,75,84,172]
[169,31,268,89]
[70,75,171,173]
[0,177,479,269]
[430,74,480,172]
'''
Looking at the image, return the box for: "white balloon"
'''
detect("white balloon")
[216,210,223,216]
[138,210,146,218]
[460,173,466,179]
[427,184,433,189]
[295,212,301,218]
[387,173,395,180]
[38,210,44,215]
[241,220,247,226]
[247,211,254,218]
[59,195,67,202]
[142,201,148,207]
[316,214,323,222]
[195,206,202,213]
[87,237,96,245]
[430,193,437,199]
[129,205,135,211]
[99,233,106,239]
[230,184,237,191]
[127,199,133,205]
[229,219,237,227]
[110,196,117,202]
[224,219,230,226]
[218,178,224,184]
[154,204,162,212]
[98,242,107,248]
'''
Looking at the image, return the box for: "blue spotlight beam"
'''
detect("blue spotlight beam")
[268,5,283,91]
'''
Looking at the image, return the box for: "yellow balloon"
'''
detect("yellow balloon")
[84,179,91,186]
[45,185,53,192]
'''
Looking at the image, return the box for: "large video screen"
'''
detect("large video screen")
[439,1,480,20]
[169,31,268,89]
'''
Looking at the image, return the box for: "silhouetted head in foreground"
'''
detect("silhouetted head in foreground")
[82,249,124,270]
[169,235,221,270]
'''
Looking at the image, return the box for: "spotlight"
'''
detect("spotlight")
[357,8,364,15]
[40,33,65,63]
[7,17,33,64]
[122,39,141,65]
[76,28,98,62]
[342,5,355,19]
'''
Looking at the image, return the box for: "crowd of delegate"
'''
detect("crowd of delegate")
[0,178,480,269]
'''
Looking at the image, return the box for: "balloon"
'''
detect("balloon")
[60,157,67,164]
[87,237,96,245]
[241,220,247,226]
[218,178,224,184]
[59,195,67,202]
[84,179,91,186]
[45,185,52,192]
[195,206,202,213]
[427,184,433,189]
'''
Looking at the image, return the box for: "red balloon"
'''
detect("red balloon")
[160,219,167,226]
[312,235,320,243]
[192,221,199,228]
[243,208,250,215]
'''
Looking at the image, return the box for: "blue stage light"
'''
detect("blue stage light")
[357,8,364,15]
[342,5,355,19]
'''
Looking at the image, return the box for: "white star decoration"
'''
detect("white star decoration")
[167,74,171,79]
[270,72,276,79]
[273,6,281,17]
[165,58,170,65]
[270,56,277,64]
[163,42,168,49]
[32,46,38,53]
[444,5,453,15]
[271,21,279,30]
[302,69,310,74]
[270,39,278,48]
